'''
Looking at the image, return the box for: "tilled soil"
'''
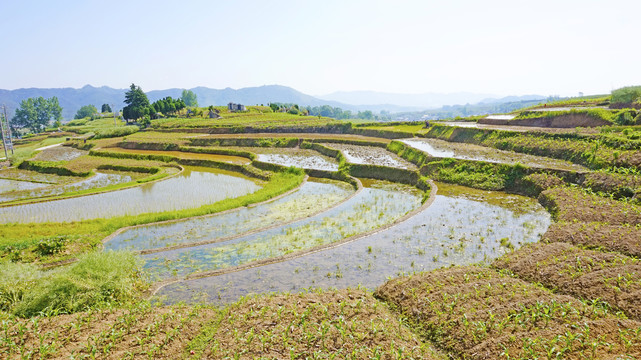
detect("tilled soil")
[194,289,439,359]
[0,303,216,359]
[581,172,641,200]
[543,221,641,257]
[374,266,641,359]
[539,187,641,224]
[0,290,441,360]
[492,242,641,320]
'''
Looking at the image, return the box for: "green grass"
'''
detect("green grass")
[6,136,67,165]
[0,251,142,317]
[62,117,138,138]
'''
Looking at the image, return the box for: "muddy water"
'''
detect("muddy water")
[402,138,586,171]
[322,143,416,170]
[256,153,338,171]
[154,182,551,305]
[142,181,423,281]
[33,146,87,161]
[0,172,144,203]
[103,148,252,165]
[105,179,354,252]
[0,167,261,223]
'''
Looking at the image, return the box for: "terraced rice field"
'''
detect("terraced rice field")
[0,167,260,223]
[142,180,422,281]
[402,138,587,171]
[0,171,144,203]
[105,178,354,252]
[154,182,551,304]
[322,143,416,169]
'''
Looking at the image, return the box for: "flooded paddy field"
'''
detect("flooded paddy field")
[224,147,340,171]
[0,168,77,184]
[0,178,49,194]
[32,145,87,162]
[322,143,416,169]
[402,138,587,171]
[102,147,252,164]
[0,166,260,223]
[154,182,551,305]
[105,178,354,252]
[142,180,423,281]
[430,121,571,133]
[0,171,147,203]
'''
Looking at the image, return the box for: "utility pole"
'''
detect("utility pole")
[112,103,116,126]
[0,105,14,159]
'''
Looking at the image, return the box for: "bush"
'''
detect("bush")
[34,236,68,256]
[93,125,140,139]
[613,109,637,125]
[66,119,88,127]
[611,86,641,105]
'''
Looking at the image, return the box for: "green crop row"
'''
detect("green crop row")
[18,160,93,177]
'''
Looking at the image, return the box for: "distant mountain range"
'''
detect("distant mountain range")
[0,84,545,120]
[318,91,497,109]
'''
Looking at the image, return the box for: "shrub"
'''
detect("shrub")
[613,109,637,125]
[93,125,140,139]
[65,119,88,127]
[611,85,641,105]
[34,236,68,256]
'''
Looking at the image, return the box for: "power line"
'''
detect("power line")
[0,105,14,159]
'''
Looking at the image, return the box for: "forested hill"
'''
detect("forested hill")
[0,85,353,120]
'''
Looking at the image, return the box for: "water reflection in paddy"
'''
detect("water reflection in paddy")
[0,172,140,203]
[0,178,49,194]
[323,143,416,169]
[154,182,551,305]
[401,138,586,171]
[106,179,354,252]
[256,153,338,171]
[0,167,261,223]
[33,146,87,162]
[142,181,422,281]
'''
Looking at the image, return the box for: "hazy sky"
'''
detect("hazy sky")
[1,0,638,96]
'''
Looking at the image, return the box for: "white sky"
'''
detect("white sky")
[1,0,639,96]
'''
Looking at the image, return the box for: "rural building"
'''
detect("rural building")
[228,102,246,112]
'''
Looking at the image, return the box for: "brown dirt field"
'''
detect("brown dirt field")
[0,290,442,360]
[522,173,565,195]
[543,221,641,257]
[582,172,641,200]
[193,289,439,359]
[539,187,641,224]
[509,113,612,128]
[619,151,641,168]
[493,242,641,320]
[0,303,216,359]
[375,266,641,359]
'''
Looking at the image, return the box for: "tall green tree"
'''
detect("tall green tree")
[122,84,150,122]
[12,96,62,133]
[101,103,112,113]
[181,89,198,107]
[74,105,99,119]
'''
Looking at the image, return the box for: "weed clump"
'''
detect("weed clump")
[0,251,143,317]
